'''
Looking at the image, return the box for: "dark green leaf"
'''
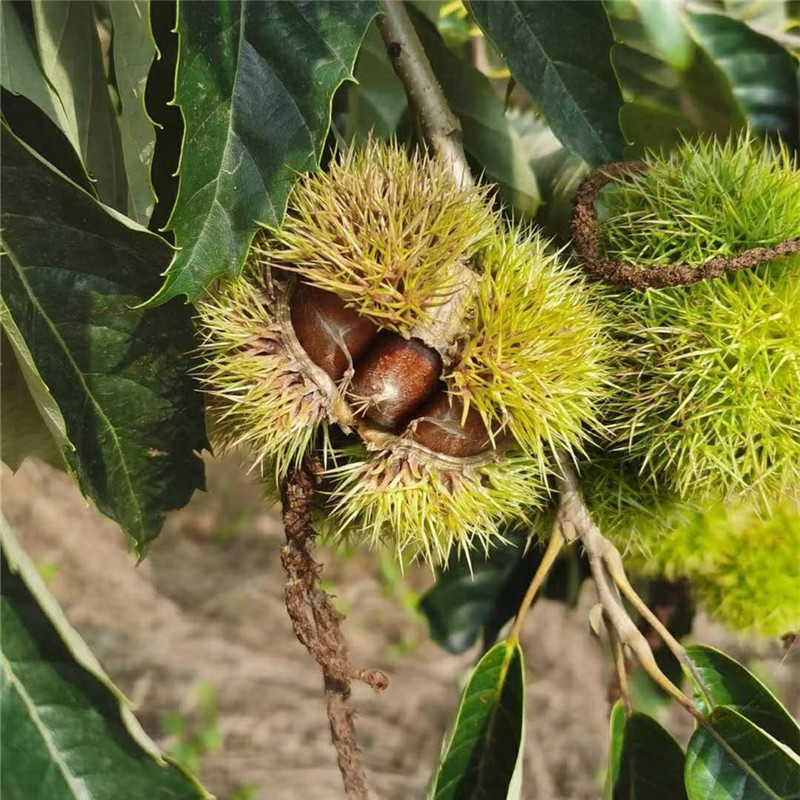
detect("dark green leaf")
[604,702,688,800]
[0,521,209,800]
[685,707,800,800]
[467,0,625,166]
[1,88,96,195]
[149,0,378,305]
[347,22,408,142]
[420,533,589,654]
[618,101,701,158]
[411,10,541,216]
[428,640,525,800]
[687,13,800,145]
[31,0,128,212]
[108,0,159,224]
[632,0,695,71]
[0,125,206,551]
[685,645,800,756]
[608,3,746,156]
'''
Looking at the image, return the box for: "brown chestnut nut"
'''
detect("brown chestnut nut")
[348,333,442,430]
[409,391,494,457]
[291,283,378,381]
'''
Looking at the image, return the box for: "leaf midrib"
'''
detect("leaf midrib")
[699,717,788,800]
[435,644,520,797]
[2,247,144,537]
[1,650,83,800]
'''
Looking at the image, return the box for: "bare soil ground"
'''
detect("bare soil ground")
[3,457,798,800]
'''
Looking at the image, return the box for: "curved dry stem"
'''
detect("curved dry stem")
[280,462,388,800]
[571,162,800,289]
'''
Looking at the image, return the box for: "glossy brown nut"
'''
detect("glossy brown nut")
[348,333,442,430]
[409,391,494,457]
[290,283,378,381]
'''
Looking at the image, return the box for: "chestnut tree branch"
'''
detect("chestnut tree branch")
[377,0,478,360]
[553,453,704,721]
[377,1,472,190]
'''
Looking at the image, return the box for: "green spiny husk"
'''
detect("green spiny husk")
[450,227,611,467]
[196,141,614,565]
[600,134,800,505]
[323,445,546,566]
[576,448,800,636]
[647,497,800,637]
[251,139,497,335]
[195,267,329,480]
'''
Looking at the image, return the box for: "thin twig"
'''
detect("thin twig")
[377,1,471,189]
[376,0,478,361]
[508,530,564,644]
[605,611,632,715]
[605,557,708,701]
[280,462,387,800]
[571,162,800,289]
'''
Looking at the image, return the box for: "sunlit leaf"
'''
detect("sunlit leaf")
[467,0,625,165]
[428,640,525,800]
[149,0,378,305]
[685,707,800,800]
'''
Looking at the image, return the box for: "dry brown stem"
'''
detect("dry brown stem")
[280,462,387,800]
[553,453,704,721]
[571,161,800,289]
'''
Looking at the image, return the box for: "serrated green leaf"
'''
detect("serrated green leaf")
[685,707,800,800]
[108,0,159,225]
[467,0,625,166]
[411,9,541,216]
[685,645,800,756]
[687,13,800,144]
[0,125,206,552]
[0,519,210,800]
[604,702,688,800]
[31,0,128,212]
[428,640,525,800]
[148,0,378,305]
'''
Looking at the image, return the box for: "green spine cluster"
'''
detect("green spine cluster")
[591,133,800,635]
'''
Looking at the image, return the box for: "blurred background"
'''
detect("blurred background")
[3,456,798,800]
